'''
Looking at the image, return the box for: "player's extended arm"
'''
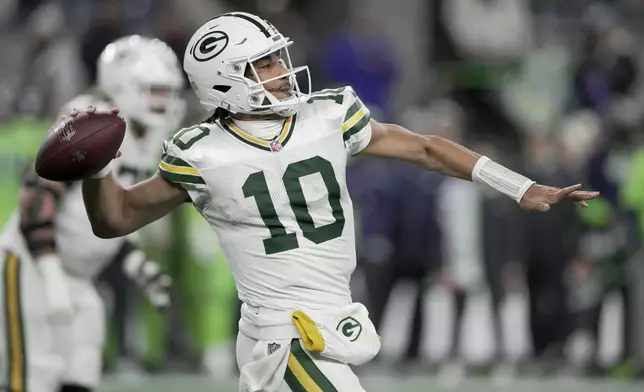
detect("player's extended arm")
[82,171,189,238]
[362,120,599,212]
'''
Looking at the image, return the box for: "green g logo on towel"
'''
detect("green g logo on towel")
[337,317,362,342]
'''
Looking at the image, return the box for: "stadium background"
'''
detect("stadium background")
[2,0,644,390]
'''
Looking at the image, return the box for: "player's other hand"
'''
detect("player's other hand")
[519,183,600,212]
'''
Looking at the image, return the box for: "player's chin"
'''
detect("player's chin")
[270,90,295,101]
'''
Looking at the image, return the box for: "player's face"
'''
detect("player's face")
[247,52,293,101]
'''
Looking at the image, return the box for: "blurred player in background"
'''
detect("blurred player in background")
[72,12,598,392]
[0,35,184,392]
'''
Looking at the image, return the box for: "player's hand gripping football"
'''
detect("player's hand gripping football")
[36,105,125,182]
[69,105,123,161]
[519,183,600,212]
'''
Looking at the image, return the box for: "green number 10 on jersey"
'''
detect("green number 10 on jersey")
[243,156,345,255]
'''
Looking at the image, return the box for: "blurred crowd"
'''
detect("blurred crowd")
[1,0,644,383]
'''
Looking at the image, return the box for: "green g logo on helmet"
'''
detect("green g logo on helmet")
[337,317,362,342]
[191,31,229,62]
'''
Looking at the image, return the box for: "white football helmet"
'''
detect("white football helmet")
[184,12,310,117]
[98,35,186,130]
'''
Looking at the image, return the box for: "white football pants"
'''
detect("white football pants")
[236,331,367,392]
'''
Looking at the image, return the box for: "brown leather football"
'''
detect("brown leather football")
[35,111,125,182]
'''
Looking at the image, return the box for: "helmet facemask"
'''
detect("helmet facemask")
[214,40,310,117]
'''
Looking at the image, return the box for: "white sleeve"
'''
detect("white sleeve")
[340,87,373,156]
[159,138,205,187]
[158,131,211,213]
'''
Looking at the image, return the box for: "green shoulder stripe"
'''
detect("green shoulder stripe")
[161,153,193,168]
[158,153,203,185]
[343,111,371,142]
[343,100,362,123]
[159,168,205,185]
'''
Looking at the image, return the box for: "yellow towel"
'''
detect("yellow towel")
[292,310,325,352]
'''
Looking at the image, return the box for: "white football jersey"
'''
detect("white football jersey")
[159,86,372,311]
[0,93,170,278]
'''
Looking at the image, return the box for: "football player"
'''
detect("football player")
[74,13,598,392]
[0,35,182,392]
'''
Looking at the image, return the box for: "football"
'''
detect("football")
[35,110,126,182]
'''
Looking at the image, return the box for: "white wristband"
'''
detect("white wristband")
[90,161,114,179]
[471,156,535,203]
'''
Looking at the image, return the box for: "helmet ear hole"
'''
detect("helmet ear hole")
[231,64,243,74]
[213,85,232,93]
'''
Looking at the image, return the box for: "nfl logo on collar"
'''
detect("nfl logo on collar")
[269,138,282,152]
[267,342,281,355]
